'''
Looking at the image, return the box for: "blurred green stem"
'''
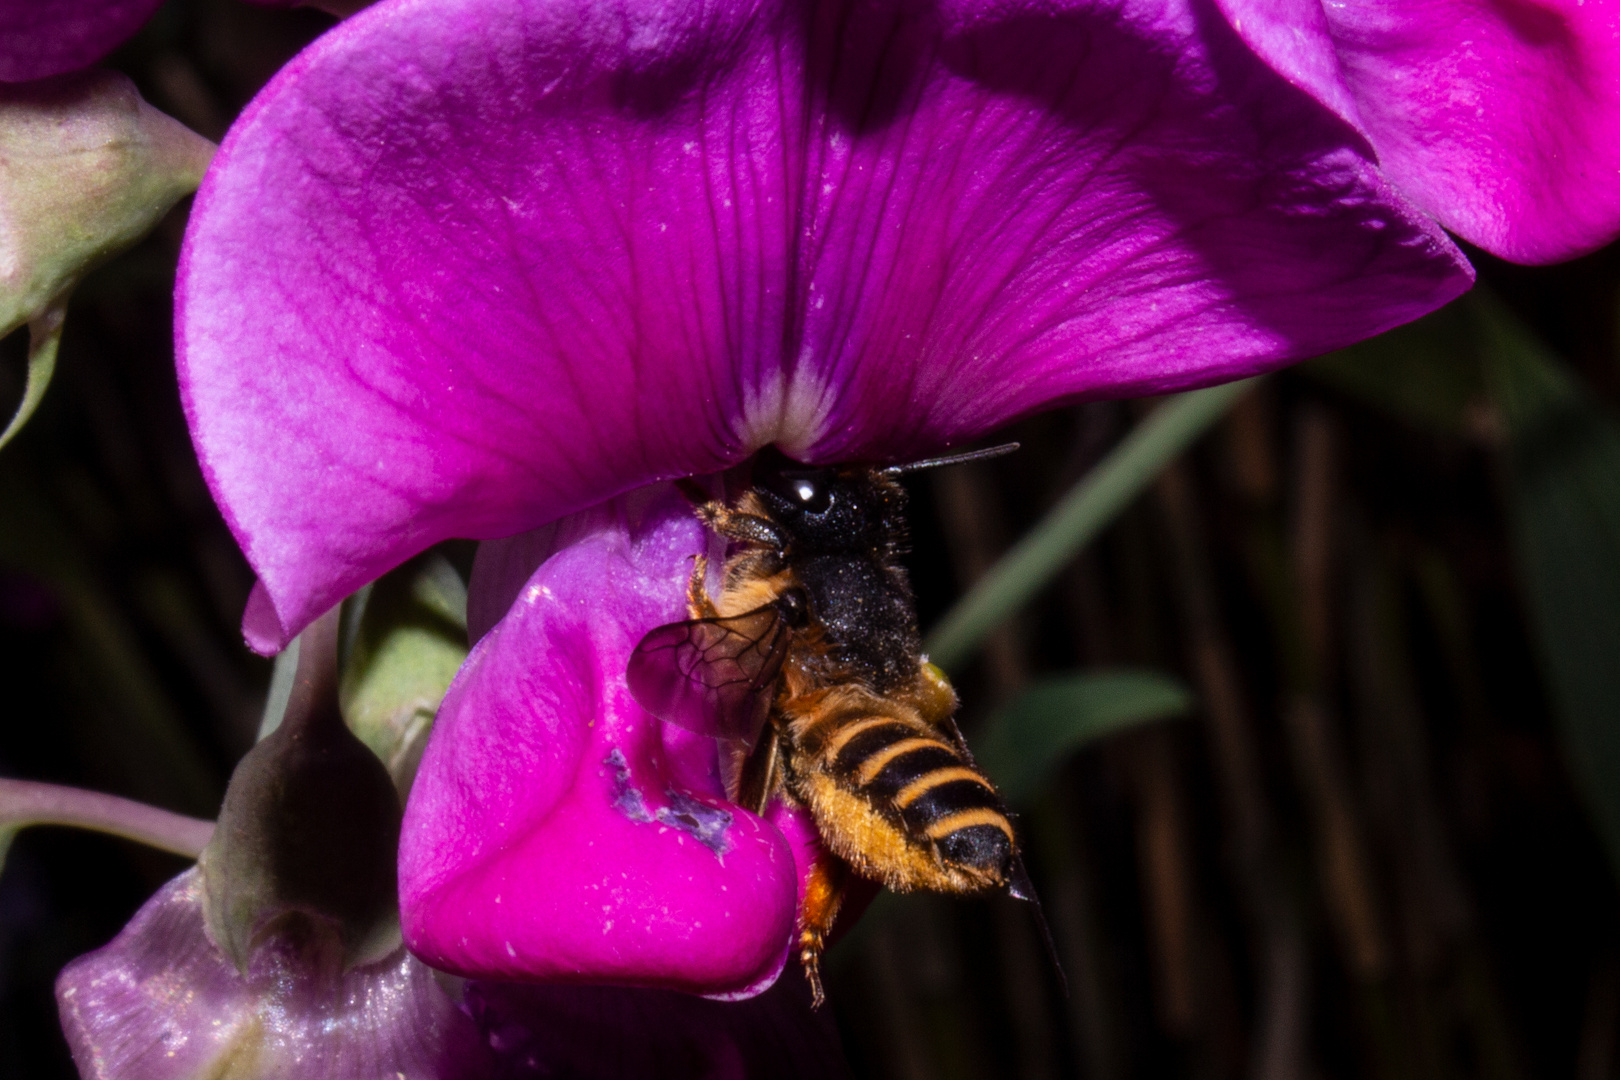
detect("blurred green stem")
[926,378,1258,671]
[0,777,214,861]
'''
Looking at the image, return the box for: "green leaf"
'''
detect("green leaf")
[1304,302,1484,436]
[1,71,214,448]
[1474,293,1620,875]
[1305,289,1620,878]
[973,669,1193,806]
[926,379,1257,671]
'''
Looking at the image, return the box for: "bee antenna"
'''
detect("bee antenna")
[879,442,1020,476]
[1008,855,1069,998]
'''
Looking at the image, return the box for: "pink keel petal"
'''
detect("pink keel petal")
[400,488,800,995]
[179,0,1471,653]
[1217,0,1620,263]
[0,0,165,82]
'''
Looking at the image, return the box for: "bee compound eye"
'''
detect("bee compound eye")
[766,471,830,513]
[777,588,810,628]
[791,478,833,514]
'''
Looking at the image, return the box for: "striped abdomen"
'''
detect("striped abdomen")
[822,715,1015,887]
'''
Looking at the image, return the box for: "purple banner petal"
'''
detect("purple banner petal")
[1215,0,1620,263]
[178,0,1472,652]
[0,0,165,82]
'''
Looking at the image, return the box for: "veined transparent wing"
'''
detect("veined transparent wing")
[626,603,789,745]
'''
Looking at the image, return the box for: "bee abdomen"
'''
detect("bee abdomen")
[824,718,1015,882]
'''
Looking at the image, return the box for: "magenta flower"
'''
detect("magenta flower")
[0,0,166,82]
[175,0,1615,997]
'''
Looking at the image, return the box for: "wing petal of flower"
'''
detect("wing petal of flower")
[1215,0,1620,263]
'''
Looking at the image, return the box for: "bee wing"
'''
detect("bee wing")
[626,604,790,744]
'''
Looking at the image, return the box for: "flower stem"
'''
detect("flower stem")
[0,778,214,860]
[925,378,1259,672]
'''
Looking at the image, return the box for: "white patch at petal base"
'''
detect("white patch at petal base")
[734,356,839,458]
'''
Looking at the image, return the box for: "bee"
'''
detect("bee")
[626,444,1035,1005]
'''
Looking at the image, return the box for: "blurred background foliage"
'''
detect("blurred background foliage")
[3,3,1620,1078]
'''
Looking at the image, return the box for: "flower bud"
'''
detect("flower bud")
[1,70,213,447]
[201,609,402,973]
[1,70,213,335]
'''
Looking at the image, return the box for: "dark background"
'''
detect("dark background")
[3,3,1617,1077]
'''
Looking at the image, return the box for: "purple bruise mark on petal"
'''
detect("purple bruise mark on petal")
[657,789,735,857]
[0,0,167,82]
[608,747,736,855]
[400,486,798,995]
[606,747,654,823]
[178,0,1473,652]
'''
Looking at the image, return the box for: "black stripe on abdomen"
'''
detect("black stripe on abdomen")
[862,742,961,801]
[828,720,914,775]
[897,775,1001,834]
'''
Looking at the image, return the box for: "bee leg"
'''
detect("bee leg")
[685,555,720,619]
[736,725,781,814]
[696,502,788,549]
[797,851,849,1009]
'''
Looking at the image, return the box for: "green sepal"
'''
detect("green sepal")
[0,302,63,451]
[338,552,469,796]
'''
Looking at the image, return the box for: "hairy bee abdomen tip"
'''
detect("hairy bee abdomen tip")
[937,824,1014,878]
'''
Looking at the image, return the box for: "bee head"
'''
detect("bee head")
[751,450,901,552]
